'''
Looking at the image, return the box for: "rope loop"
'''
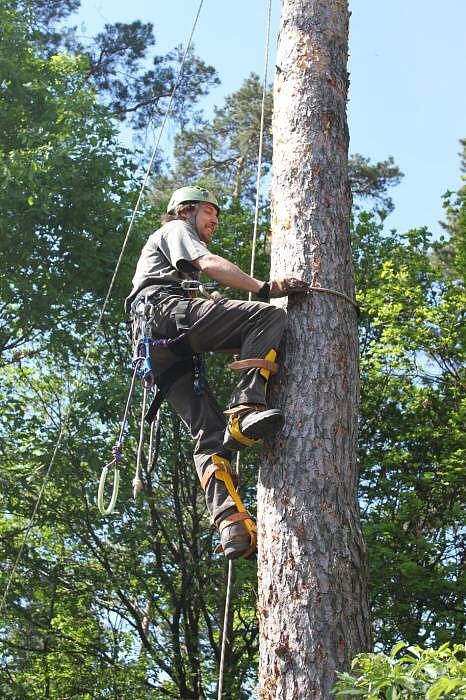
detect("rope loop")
[98,462,120,516]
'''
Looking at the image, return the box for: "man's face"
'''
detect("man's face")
[195,202,218,244]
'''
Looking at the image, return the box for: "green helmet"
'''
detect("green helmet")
[167,185,219,215]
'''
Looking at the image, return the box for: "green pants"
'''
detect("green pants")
[147,293,287,525]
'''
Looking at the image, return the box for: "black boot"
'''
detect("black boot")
[223,404,284,451]
[217,508,257,560]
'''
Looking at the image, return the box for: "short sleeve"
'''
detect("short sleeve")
[158,221,209,270]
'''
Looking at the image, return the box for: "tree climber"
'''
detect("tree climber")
[125,186,308,559]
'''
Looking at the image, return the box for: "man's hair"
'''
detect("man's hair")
[161,202,197,224]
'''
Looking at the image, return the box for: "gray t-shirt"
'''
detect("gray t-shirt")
[125,219,209,311]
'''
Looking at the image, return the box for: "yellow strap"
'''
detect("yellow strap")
[260,348,277,380]
[229,414,261,447]
[212,454,231,469]
[201,455,239,490]
[212,456,257,547]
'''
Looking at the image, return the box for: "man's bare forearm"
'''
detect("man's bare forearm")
[193,253,264,294]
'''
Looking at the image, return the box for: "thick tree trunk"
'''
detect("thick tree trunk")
[257,1,370,698]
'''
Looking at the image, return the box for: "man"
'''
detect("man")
[126,186,307,559]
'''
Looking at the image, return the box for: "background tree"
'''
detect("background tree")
[15,0,219,130]
[355,213,465,648]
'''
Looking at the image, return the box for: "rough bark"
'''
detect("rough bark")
[257,1,371,698]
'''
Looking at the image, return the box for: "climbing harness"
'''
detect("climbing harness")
[97,279,222,515]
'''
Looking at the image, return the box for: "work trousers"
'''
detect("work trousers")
[146,293,287,524]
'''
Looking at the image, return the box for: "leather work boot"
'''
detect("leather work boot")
[223,404,284,451]
[217,508,257,560]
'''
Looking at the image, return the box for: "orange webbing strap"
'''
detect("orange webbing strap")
[200,456,238,491]
[228,348,278,384]
[200,455,257,557]
[223,403,264,416]
[228,358,278,374]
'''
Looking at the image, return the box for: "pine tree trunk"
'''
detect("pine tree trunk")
[257,1,371,698]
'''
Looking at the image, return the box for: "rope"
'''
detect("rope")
[97,357,143,515]
[218,534,234,699]
[249,0,273,283]
[133,385,149,499]
[218,3,272,699]
[307,285,360,314]
[0,0,205,617]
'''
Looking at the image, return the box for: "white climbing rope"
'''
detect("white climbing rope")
[217,2,273,698]
[0,0,205,616]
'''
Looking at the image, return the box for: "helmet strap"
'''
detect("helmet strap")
[190,203,201,234]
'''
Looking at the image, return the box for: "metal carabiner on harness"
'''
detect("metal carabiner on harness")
[137,336,155,388]
[180,279,222,301]
[180,280,218,291]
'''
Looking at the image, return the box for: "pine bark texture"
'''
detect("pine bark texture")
[258,1,370,698]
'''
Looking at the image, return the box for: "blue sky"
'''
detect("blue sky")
[73,0,466,239]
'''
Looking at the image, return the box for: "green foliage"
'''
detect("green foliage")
[13,0,220,130]
[0,2,136,355]
[154,73,273,205]
[349,154,404,214]
[433,138,466,279]
[334,643,466,699]
[355,210,465,647]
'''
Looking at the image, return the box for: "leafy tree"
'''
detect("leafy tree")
[355,210,465,648]
[0,1,136,357]
[0,0,219,358]
[15,0,219,130]
[349,153,404,215]
[433,138,466,278]
[334,642,466,699]
[168,73,273,203]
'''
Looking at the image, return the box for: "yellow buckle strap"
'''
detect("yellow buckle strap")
[210,456,256,547]
[201,456,257,557]
[228,414,261,447]
[260,348,277,380]
[200,455,238,491]
[223,403,264,416]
